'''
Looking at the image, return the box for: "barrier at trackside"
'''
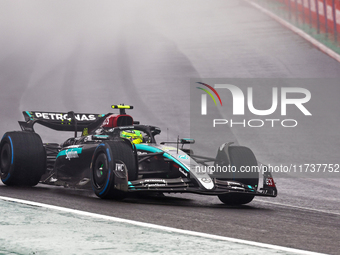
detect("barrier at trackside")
[254,0,340,45]
[284,0,339,38]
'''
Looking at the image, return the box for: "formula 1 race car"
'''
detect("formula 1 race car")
[0,105,277,205]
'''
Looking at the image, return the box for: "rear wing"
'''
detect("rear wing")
[19,111,109,133]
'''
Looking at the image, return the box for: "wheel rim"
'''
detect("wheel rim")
[0,143,11,175]
[93,153,109,189]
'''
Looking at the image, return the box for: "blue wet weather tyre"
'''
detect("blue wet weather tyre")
[91,141,136,199]
[0,131,46,186]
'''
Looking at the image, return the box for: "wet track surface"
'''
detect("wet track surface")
[1,1,340,254]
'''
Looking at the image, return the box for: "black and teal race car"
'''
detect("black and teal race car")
[0,105,277,205]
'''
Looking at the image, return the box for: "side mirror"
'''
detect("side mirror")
[151,126,161,136]
[180,138,195,144]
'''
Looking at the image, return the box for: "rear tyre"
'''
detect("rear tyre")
[215,145,259,205]
[0,131,46,186]
[91,141,137,199]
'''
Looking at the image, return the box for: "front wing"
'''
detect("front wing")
[123,175,277,197]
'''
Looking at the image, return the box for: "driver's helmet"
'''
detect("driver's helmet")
[121,130,143,144]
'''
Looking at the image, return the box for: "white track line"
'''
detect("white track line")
[0,196,325,255]
[256,199,340,216]
[245,0,340,63]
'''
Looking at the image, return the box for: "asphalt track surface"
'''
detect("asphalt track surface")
[0,1,340,254]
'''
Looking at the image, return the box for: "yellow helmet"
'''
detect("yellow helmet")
[120,130,143,144]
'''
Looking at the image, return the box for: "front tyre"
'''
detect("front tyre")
[91,141,137,199]
[216,145,259,205]
[0,131,46,186]
[218,193,255,205]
